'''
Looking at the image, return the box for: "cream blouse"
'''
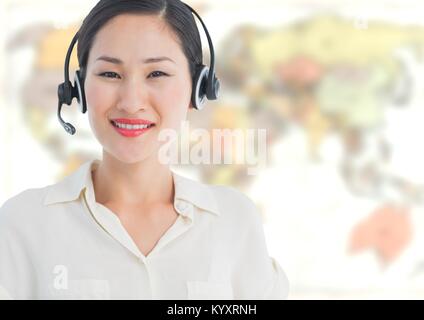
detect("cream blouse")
[0,159,289,299]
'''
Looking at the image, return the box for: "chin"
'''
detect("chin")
[104,144,158,165]
[112,152,151,165]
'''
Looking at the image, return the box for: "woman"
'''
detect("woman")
[0,0,289,300]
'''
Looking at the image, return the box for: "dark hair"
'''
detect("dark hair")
[76,0,202,80]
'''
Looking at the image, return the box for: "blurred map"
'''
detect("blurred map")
[2,0,424,299]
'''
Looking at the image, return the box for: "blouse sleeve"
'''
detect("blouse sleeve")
[267,256,290,299]
[0,200,18,300]
[231,192,290,299]
[0,196,35,300]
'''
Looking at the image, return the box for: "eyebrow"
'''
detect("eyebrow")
[95,55,175,64]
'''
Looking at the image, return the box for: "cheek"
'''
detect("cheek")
[157,78,192,128]
[84,78,116,131]
[85,78,114,113]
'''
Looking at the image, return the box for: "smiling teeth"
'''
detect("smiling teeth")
[113,122,151,130]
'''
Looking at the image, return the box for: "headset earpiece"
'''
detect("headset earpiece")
[192,64,221,110]
[192,65,209,110]
[57,81,73,106]
[74,70,87,114]
[57,70,86,112]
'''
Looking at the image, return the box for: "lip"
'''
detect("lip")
[110,119,155,138]
[110,118,155,125]
[111,123,155,138]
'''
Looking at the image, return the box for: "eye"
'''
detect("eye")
[148,71,168,78]
[98,71,121,79]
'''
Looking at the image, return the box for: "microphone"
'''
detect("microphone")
[57,101,76,135]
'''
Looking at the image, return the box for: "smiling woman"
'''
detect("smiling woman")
[0,0,289,300]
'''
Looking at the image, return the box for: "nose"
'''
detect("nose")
[116,76,148,113]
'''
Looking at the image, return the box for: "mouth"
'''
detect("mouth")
[110,120,156,138]
[110,120,155,130]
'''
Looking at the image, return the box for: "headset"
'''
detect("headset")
[57,2,221,135]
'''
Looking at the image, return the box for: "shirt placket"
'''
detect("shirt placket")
[147,200,194,257]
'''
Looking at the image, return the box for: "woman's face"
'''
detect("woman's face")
[84,14,193,164]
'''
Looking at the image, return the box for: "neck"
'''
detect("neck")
[92,150,174,209]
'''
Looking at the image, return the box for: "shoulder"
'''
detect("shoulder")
[172,170,262,226]
[0,187,50,228]
[209,184,259,212]
[207,183,263,226]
